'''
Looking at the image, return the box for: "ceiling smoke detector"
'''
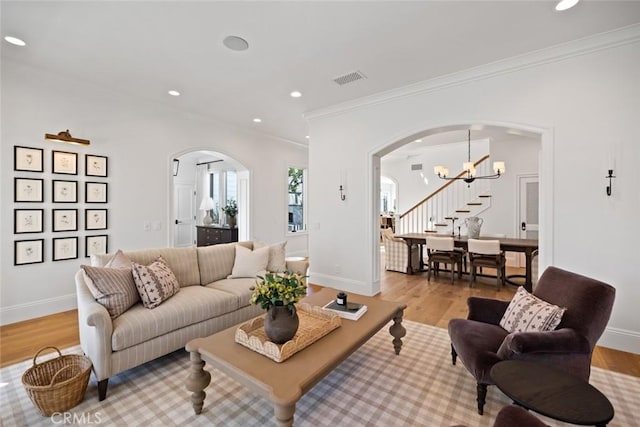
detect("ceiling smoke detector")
[333,70,367,86]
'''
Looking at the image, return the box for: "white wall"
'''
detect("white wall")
[308,29,640,352]
[1,60,308,324]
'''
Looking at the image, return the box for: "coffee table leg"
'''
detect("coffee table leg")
[185,349,211,415]
[389,309,406,355]
[274,402,295,427]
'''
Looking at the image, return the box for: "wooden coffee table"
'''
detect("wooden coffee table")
[491,360,615,426]
[185,288,407,427]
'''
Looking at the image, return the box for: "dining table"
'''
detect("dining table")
[395,232,539,292]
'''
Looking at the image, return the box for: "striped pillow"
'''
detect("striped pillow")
[81,265,139,318]
[499,287,566,333]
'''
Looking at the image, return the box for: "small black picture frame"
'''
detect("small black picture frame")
[86,182,108,203]
[85,209,108,230]
[15,239,44,265]
[52,237,78,261]
[52,150,78,175]
[14,178,44,202]
[14,146,44,172]
[14,209,44,234]
[86,235,108,258]
[85,154,108,177]
[52,209,78,232]
[52,180,78,203]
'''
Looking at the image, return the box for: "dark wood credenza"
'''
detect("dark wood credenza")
[196,225,238,247]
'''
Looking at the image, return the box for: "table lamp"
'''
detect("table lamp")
[200,197,215,225]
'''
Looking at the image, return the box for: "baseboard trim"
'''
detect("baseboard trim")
[598,326,640,355]
[309,272,379,296]
[0,294,77,326]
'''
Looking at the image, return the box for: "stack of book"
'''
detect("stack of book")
[322,300,367,321]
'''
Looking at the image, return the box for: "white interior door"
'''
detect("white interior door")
[518,175,539,266]
[174,183,196,247]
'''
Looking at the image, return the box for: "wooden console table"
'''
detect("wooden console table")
[196,225,238,247]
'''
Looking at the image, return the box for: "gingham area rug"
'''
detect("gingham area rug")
[2,321,639,426]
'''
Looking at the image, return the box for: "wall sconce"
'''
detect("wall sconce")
[173,158,180,176]
[339,185,346,201]
[45,129,90,146]
[606,169,615,196]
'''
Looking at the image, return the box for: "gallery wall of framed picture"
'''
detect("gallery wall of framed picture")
[13,144,110,265]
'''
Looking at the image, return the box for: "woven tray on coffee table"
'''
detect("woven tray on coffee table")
[235,302,341,362]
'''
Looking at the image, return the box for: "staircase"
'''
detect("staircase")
[397,155,494,235]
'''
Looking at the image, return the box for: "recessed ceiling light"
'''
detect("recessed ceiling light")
[223,36,249,51]
[4,36,26,46]
[305,135,310,139]
[168,90,181,96]
[290,91,302,98]
[253,118,262,123]
[414,139,422,143]
[555,0,579,11]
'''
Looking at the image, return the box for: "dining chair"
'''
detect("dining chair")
[425,236,463,284]
[467,238,506,290]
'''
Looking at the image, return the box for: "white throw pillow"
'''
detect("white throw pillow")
[499,287,566,333]
[105,249,132,269]
[229,245,270,278]
[254,241,287,272]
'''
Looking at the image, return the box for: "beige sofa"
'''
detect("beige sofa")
[75,241,308,400]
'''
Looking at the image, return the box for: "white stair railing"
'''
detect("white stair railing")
[398,156,493,235]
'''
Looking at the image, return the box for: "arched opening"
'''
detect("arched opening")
[369,121,552,289]
[169,149,250,247]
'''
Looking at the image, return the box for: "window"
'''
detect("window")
[209,170,237,225]
[288,167,307,232]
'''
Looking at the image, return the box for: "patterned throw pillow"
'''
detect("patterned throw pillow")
[81,265,139,318]
[131,256,180,309]
[499,287,566,333]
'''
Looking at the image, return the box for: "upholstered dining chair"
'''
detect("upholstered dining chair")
[467,238,506,291]
[381,228,419,273]
[425,236,464,284]
[448,266,615,415]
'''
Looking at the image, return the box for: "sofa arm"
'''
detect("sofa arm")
[75,270,114,381]
[285,259,309,276]
[497,328,591,359]
[467,296,510,325]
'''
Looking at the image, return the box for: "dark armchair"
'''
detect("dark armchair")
[448,266,615,415]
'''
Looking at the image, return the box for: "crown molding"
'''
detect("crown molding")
[305,24,640,122]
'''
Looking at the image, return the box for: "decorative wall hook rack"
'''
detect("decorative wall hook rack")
[339,185,346,201]
[606,169,615,196]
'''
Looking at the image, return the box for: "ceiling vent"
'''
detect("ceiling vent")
[333,70,367,86]
[411,164,423,171]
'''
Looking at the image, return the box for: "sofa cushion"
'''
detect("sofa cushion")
[254,241,287,272]
[132,257,180,309]
[500,286,566,333]
[81,265,139,318]
[111,286,239,351]
[197,242,237,284]
[229,245,269,278]
[206,278,257,309]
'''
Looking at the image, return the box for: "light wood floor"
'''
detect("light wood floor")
[2,265,639,377]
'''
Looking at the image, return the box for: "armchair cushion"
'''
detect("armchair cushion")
[497,328,591,359]
[448,319,508,384]
[499,287,566,333]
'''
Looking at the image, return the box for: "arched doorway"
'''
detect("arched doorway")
[369,121,552,287]
[169,149,250,247]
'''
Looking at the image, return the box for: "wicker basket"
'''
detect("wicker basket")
[21,346,92,416]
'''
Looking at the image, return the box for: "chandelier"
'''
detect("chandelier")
[434,130,505,184]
